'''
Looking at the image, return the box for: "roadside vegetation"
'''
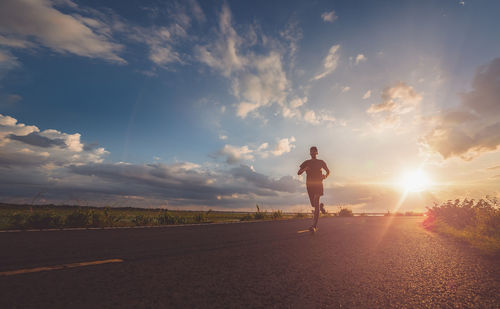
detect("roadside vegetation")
[0,203,296,230]
[423,197,500,254]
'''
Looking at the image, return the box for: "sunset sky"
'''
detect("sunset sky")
[0,0,499,212]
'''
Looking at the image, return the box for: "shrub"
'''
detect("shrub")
[26,212,63,229]
[338,207,354,217]
[254,212,266,220]
[157,212,176,225]
[193,213,207,223]
[240,214,253,221]
[156,212,188,225]
[424,197,500,252]
[8,213,28,229]
[89,211,103,227]
[65,210,90,227]
[254,204,267,220]
[272,210,283,220]
[132,215,154,226]
[103,208,121,227]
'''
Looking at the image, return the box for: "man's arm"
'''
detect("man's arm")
[298,166,309,175]
[322,161,330,179]
[298,161,309,175]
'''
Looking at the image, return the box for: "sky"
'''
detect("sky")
[0,0,499,212]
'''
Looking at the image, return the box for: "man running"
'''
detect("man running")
[297,146,330,233]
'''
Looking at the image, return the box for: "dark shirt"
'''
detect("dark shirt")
[300,159,328,185]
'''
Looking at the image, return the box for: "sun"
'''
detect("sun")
[399,169,431,192]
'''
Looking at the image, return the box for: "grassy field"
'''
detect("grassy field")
[423,197,500,254]
[0,203,307,230]
[0,203,427,231]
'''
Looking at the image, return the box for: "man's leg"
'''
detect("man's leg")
[312,194,320,228]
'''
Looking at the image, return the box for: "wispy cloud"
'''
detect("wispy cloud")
[312,44,340,80]
[195,4,291,119]
[366,82,422,131]
[367,82,421,114]
[362,90,371,99]
[0,0,125,63]
[217,136,296,163]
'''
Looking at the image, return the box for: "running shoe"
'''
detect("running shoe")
[320,203,326,214]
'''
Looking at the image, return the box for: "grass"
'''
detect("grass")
[0,203,296,230]
[423,197,500,254]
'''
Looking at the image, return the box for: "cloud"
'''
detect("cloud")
[365,82,422,131]
[217,136,296,163]
[0,114,108,168]
[195,4,291,119]
[313,44,340,80]
[0,49,20,79]
[321,11,338,23]
[303,110,336,125]
[272,137,296,156]
[420,58,500,160]
[362,90,371,99]
[149,45,181,66]
[8,132,66,148]
[195,4,246,77]
[367,82,422,115]
[229,164,300,193]
[187,0,206,23]
[341,86,350,93]
[279,19,303,66]
[355,54,366,65]
[217,144,254,164]
[0,0,124,63]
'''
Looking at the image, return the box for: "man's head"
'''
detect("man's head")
[310,146,318,158]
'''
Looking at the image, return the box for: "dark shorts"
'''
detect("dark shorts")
[306,182,323,200]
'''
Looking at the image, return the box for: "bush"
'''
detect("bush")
[156,212,188,225]
[8,213,28,229]
[132,215,154,226]
[65,210,90,227]
[26,212,63,229]
[193,213,207,223]
[424,197,500,252]
[254,212,266,220]
[271,210,283,220]
[157,212,176,225]
[89,211,103,227]
[240,214,253,221]
[338,207,354,217]
[103,208,121,227]
[254,204,267,220]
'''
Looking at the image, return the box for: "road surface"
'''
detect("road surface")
[0,217,499,308]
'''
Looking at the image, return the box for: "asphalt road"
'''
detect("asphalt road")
[0,217,499,308]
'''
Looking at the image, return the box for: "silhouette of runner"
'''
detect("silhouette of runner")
[298,146,330,232]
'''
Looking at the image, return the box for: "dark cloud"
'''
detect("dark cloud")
[421,58,500,160]
[64,163,298,206]
[8,132,66,148]
[229,164,301,193]
[461,58,500,116]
